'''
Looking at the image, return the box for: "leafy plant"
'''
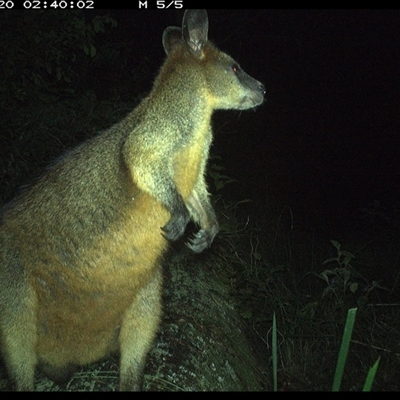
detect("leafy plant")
[208,156,238,193]
[332,307,358,391]
[0,11,117,108]
[315,240,362,306]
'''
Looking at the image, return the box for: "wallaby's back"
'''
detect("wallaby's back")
[0,9,265,391]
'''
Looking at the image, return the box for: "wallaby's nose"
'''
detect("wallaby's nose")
[259,82,267,96]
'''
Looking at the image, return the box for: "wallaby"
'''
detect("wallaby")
[0,9,265,391]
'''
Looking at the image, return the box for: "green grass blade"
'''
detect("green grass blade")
[272,312,278,392]
[332,307,358,391]
[363,357,380,391]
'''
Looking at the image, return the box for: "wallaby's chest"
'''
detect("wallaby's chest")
[173,122,211,199]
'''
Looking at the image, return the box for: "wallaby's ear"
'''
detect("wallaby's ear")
[182,9,208,56]
[162,27,182,55]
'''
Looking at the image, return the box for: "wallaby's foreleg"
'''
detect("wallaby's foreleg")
[185,128,219,253]
[123,138,191,242]
[186,188,219,253]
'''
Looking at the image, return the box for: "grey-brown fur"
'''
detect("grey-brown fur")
[0,9,265,391]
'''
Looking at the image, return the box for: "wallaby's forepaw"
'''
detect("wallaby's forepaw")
[162,210,190,241]
[187,223,219,253]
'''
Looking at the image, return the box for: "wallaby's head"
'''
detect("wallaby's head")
[162,9,265,111]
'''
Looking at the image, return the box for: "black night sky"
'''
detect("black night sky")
[207,9,400,239]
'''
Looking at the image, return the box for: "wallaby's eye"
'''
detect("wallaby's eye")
[231,64,240,73]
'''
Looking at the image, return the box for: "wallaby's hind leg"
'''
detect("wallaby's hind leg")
[0,284,38,391]
[118,267,162,391]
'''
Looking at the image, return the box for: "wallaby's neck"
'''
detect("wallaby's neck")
[146,50,215,126]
